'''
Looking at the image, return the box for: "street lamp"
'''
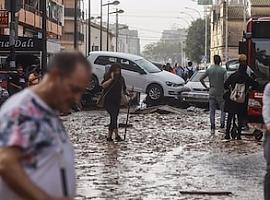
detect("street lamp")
[100,0,120,51]
[180,11,195,21]
[185,7,202,18]
[109,9,124,52]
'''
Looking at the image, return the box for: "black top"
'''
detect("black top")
[224,70,258,114]
[102,76,127,105]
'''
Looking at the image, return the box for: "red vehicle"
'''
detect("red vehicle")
[239,17,270,124]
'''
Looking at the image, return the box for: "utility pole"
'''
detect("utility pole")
[107,3,110,51]
[225,0,229,61]
[74,0,78,49]
[88,0,91,54]
[100,0,103,51]
[41,0,47,73]
[9,1,16,69]
[116,8,119,52]
[204,6,208,63]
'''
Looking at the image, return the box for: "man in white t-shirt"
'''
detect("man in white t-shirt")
[0,52,91,200]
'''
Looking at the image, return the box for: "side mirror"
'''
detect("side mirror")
[239,41,247,55]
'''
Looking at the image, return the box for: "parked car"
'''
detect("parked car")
[88,52,185,102]
[179,70,209,105]
[179,69,234,105]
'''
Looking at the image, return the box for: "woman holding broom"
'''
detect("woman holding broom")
[101,64,129,142]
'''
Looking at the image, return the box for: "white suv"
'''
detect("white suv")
[88,51,185,101]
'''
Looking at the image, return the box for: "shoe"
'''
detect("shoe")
[115,135,124,142]
[236,136,242,140]
[211,129,215,135]
[224,134,231,140]
[106,137,113,142]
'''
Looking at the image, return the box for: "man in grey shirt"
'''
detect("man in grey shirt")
[263,83,270,199]
[200,55,227,135]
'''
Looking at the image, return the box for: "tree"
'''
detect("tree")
[185,18,210,63]
[143,41,182,63]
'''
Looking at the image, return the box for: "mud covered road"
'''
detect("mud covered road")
[63,108,265,200]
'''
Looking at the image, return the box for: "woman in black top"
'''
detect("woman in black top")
[102,64,127,142]
[224,57,258,140]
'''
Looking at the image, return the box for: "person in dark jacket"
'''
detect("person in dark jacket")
[224,55,258,140]
[102,64,128,142]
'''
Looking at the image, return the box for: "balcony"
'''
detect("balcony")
[18,8,62,36]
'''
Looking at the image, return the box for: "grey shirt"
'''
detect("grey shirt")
[203,65,227,99]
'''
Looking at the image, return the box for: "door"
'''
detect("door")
[117,58,147,93]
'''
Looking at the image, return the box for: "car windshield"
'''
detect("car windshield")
[135,59,162,73]
[191,72,209,82]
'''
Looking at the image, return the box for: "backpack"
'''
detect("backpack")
[230,83,246,103]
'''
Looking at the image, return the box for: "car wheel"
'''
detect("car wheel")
[147,84,164,101]
[88,75,99,92]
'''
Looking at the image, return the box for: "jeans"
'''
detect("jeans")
[264,134,270,200]
[209,97,226,130]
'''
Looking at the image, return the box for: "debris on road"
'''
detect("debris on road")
[132,105,186,115]
[179,190,233,196]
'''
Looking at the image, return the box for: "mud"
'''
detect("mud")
[63,109,265,200]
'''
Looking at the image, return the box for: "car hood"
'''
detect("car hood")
[185,81,209,91]
[151,70,185,84]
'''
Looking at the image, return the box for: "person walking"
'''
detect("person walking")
[186,61,194,79]
[102,64,128,142]
[263,82,270,200]
[200,55,227,135]
[223,55,258,140]
[0,52,91,200]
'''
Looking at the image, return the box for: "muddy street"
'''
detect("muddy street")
[63,109,265,200]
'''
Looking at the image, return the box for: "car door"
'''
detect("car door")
[118,58,147,92]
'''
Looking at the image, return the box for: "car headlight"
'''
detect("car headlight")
[166,81,179,87]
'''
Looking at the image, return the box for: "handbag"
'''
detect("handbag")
[121,92,130,106]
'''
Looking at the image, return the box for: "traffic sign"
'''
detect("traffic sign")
[198,0,213,5]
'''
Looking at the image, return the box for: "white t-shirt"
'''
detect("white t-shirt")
[0,89,76,199]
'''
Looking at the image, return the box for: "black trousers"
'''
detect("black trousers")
[226,112,243,137]
[105,103,120,130]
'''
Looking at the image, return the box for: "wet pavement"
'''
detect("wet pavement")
[63,108,265,200]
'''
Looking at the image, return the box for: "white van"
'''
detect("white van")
[88,51,185,101]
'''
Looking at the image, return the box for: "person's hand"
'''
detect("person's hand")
[111,72,115,80]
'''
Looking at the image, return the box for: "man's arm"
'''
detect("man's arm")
[0,147,68,200]
[200,72,209,90]
[263,83,270,132]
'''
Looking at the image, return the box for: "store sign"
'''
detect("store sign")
[0,36,42,51]
[198,0,213,5]
[0,10,8,28]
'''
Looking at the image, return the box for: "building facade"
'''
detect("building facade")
[210,0,270,62]
[0,0,63,54]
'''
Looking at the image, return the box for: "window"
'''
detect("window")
[94,56,117,65]
[118,58,143,73]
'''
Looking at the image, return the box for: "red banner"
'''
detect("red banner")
[0,10,8,28]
